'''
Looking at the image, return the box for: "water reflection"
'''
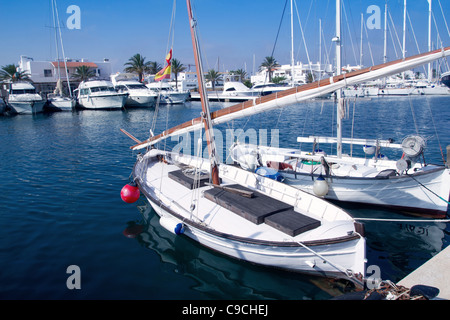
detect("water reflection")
[340,202,448,282]
[128,199,355,300]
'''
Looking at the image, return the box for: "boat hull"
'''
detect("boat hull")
[78,93,127,110]
[157,92,190,104]
[125,95,156,107]
[131,150,366,281]
[8,100,46,114]
[280,167,450,218]
[48,97,76,111]
[231,144,450,217]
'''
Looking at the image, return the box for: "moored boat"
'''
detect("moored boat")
[75,80,128,110]
[7,82,46,114]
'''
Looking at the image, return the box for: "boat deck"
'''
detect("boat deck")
[137,155,355,243]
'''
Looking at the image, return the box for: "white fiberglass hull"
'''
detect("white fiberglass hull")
[231,144,450,217]
[8,100,46,114]
[158,92,189,104]
[48,97,76,111]
[132,150,366,281]
[282,166,450,217]
[125,95,156,108]
[78,93,127,110]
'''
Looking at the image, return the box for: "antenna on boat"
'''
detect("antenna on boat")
[186,0,220,185]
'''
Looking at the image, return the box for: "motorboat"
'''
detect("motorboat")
[75,80,128,110]
[111,73,157,108]
[146,82,189,104]
[251,82,290,96]
[191,81,259,102]
[6,82,46,114]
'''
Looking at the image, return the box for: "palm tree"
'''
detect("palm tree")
[0,64,31,83]
[124,53,151,82]
[147,61,162,75]
[205,69,222,90]
[230,69,247,82]
[260,56,280,82]
[71,65,96,82]
[171,58,186,90]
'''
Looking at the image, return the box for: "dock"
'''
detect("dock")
[397,245,450,299]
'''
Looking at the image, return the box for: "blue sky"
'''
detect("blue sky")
[1,0,449,74]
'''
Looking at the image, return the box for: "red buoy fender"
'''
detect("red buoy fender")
[121,182,140,203]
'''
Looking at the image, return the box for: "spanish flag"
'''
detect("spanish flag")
[155,49,172,81]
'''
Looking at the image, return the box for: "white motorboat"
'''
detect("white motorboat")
[111,73,157,108]
[114,80,156,108]
[146,82,189,104]
[251,82,290,96]
[191,81,259,102]
[7,82,46,114]
[411,81,450,95]
[75,80,127,110]
[122,0,367,285]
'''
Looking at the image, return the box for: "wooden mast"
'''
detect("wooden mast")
[186,0,220,185]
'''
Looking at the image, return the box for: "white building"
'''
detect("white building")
[17,55,112,95]
[251,61,333,85]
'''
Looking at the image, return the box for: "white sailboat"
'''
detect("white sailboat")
[133,0,450,218]
[123,0,367,284]
[47,0,76,111]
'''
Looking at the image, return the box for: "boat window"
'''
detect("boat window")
[126,84,146,89]
[115,85,127,92]
[225,88,236,91]
[91,86,115,93]
[11,89,36,94]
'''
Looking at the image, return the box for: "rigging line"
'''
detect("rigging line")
[270,0,289,59]
[363,19,375,66]
[388,9,402,59]
[437,0,450,40]
[406,173,450,205]
[294,238,365,288]
[406,11,427,76]
[425,97,446,164]
[293,0,314,81]
[341,0,359,66]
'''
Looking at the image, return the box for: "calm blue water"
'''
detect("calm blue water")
[0,96,449,300]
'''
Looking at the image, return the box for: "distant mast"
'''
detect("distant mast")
[428,0,432,82]
[186,0,220,185]
[335,0,343,158]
